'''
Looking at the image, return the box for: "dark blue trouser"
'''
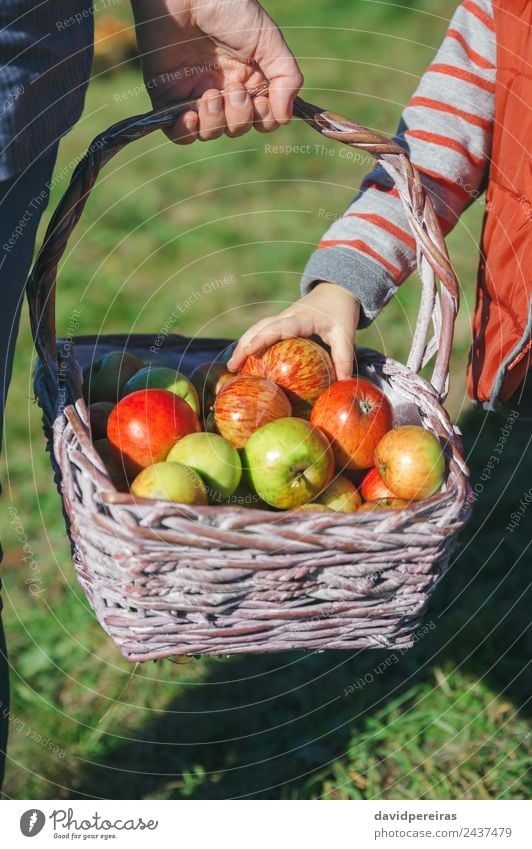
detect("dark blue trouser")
[0,147,58,790]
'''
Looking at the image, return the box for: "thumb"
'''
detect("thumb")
[259,43,303,124]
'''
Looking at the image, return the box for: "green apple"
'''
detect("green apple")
[222,476,270,509]
[166,432,241,502]
[83,351,144,403]
[131,461,208,504]
[314,473,362,512]
[243,417,334,509]
[121,366,200,414]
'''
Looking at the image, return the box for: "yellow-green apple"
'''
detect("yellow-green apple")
[89,402,114,441]
[93,438,130,492]
[292,503,333,512]
[131,462,208,504]
[240,337,335,417]
[311,377,393,470]
[166,432,241,502]
[107,388,201,477]
[374,425,445,501]
[83,351,144,403]
[360,467,397,501]
[121,366,200,414]
[314,474,362,512]
[214,375,291,449]
[243,417,334,509]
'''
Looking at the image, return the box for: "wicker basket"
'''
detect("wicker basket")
[27,88,472,661]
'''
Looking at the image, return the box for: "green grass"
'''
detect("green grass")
[0,0,530,800]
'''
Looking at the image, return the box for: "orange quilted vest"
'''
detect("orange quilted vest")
[467,0,532,407]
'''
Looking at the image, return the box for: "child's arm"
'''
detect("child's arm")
[228,0,496,378]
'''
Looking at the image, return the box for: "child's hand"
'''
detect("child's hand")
[226,282,360,380]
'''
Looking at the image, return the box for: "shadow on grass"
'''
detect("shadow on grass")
[68,403,530,800]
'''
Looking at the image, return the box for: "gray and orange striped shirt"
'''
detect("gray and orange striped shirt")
[301,0,496,327]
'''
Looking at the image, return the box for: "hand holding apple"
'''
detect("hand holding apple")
[240,337,336,417]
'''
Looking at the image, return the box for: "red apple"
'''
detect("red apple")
[360,467,397,502]
[357,498,411,512]
[243,417,334,509]
[89,402,114,441]
[213,375,291,449]
[314,473,362,512]
[310,377,393,470]
[107,388,201,476]
[240,337,336,417]
[374,425,445,501]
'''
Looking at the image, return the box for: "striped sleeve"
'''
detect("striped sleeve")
[301,0,496,327]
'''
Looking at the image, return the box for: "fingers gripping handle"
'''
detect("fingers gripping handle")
[27,85,459,403]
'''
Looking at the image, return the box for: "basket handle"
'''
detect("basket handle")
[27,84,459,402]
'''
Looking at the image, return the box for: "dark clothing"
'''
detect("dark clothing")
[0,0,93,179]
[0,146,60,789]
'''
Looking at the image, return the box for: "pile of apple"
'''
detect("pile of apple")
[83,337,446,512]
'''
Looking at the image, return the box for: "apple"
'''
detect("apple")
[214,375,291,449]
[360,467,397,502]
[107,388,201,477]
[166,432,242,502]
[310,377,393,470]
[292,503,333,512]
[93,438,130,492]
[131,461,208,505]
[314,473,362,512]
[89,401,114,441]
[83,350,144,403]
[240,337,335,417]
[243,417,334,509]
[121,366,200,414]
[189,361,232,414]
[357,498,411,512]
[374,425,445,501]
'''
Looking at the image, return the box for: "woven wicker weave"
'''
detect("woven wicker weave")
[28,87,472,660]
